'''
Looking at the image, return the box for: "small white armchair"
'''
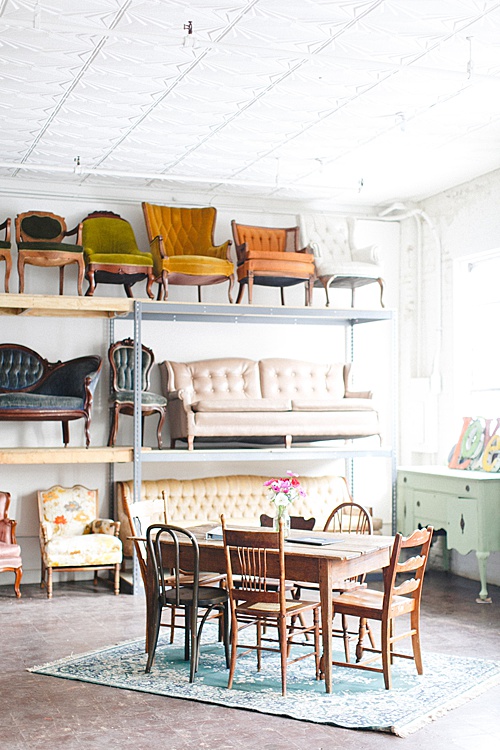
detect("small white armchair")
[299,214,385,308]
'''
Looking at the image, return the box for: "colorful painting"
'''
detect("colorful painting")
[448,417,500,472]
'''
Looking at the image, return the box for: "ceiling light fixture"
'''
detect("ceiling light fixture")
[183,21,195,48]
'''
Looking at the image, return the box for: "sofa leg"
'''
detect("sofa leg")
[170,438,176,449]
[285,435,292,449]
[187,436,194,451]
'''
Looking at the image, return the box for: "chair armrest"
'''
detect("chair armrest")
[0,518,16,544]
[351,244,380,265]
[64,223,84,245]
[234,241,247,264]
[0,217,11,242]
[83,368,101,410]
[345,389,373,399]
[210,239,232,261]
[40,521,53,543]
[298,245,314,255]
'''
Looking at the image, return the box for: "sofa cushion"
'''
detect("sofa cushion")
[0,393,83,409]
[43,533,122,567]
[166,358,261,400]
[292,398,375,412]
[192,398,291,413]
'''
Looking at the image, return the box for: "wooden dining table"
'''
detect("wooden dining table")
[142,524,394,693]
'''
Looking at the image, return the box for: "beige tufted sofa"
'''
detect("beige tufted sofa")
[159,357,380,450]
[117,474,361,558]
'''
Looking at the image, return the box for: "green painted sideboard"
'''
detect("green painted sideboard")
[397,465,500,601]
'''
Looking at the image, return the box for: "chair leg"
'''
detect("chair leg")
[223,601,230,668]
[108,405,120,447]
[61,421,70,446]
[47,567,53,599]
[279,615,288,697]
[247,272,254,304]
[342,614,351,661]
[124,284,134,298]
[236,283,245,304]
[256,619,262,671]
[197,286,202,303]
[156,409,166,450]
[59,266,65,296]
[411,607,423,674]
[189,605,198,682]
[280,287,285,306]
[377,277,385,308]
[146,270,155,299]
[76,257,84,296]
[17,254,25,293]
[93,570,99,587]
[14,567,22,598]
[184,605,191,662]
[3,252,11,293]
[227,275,234,304]
[145,601,162,672]
[85,269,96,296]
[227,613,238,689]
[114,563,120,595]
[381,619,392,690]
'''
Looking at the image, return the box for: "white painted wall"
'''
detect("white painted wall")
[398,167,500,587]
[1,175,399,586]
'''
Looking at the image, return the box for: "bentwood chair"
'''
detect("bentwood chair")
[15,211,84,295]
[142,203,234,302]
[81,211,155,298]
[108,338,167,450]
[145,524,230,681]
[231,221,315,306]
[0,217,12,292]
[222,515,321,697]
[0,491,22,597]
[328,526,434,689]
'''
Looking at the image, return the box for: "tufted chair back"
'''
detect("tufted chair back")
[299,214,380,277]
[231,222,299,254]
[142,204,221,258]
[109,338,153,393]
[82,213,141,257]
[164,358,261,401]
[0,345,45,391]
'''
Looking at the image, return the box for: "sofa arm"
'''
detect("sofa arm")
[168,389,193,406]
[351,244,380,266]
[0,518,16,544]
[345,389,373,399]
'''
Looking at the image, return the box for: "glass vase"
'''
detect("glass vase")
[273,505,291,538]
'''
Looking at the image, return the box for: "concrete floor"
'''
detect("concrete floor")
[1,570,500,749]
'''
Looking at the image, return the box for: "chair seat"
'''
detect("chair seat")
[316,261,382,279]
[163,585,228,608]
[112,391,167,407]
[0,393,83,410]
[243,250,314,265]
[332,587,414,617]
[0,241,11,250]
[238,598,317,615]
[162,255,233,277]
[85,252,153,267]
[0,541,22,562]
[44,533,122,567]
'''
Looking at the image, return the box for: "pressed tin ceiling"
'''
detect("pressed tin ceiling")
[2,0,500,207]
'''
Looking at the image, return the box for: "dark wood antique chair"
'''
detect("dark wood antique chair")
[0,490,22,597]
[108,338,167,449]
[15,211,85,295]
[327,526,434,689]
[221,515,321,697]
[142,202,234,302]
[81,211,155,298]
[231,221,315,305]
[145,524,230,682]
[0,217,12,292]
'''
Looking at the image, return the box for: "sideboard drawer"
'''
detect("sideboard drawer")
[412,491,448,527]
[447,498,480,554]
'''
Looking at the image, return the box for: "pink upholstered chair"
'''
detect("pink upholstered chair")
[0,491,22,597]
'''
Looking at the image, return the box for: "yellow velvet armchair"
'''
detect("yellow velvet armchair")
[142,203,234,301]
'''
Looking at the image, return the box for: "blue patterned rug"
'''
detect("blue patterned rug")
[29,626,500,737]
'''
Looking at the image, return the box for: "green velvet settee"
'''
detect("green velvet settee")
[0,344,102,446]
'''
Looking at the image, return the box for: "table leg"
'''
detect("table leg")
[319,558,334,693]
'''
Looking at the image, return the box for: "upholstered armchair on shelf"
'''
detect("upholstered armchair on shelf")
[15,211,85,295]
[299,213,385,308]
[108,338,167,449]
[142,203,234,302]
[0,491,22,597]
[37,485,122,599]
[0,217,12,292]
[231,221,315,305]
[81,211,155,298]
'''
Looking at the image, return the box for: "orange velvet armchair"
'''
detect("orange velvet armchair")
[142,203,234,301]
[0,491,22,597]
[231,221,315,305]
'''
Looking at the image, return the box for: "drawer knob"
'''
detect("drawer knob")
[465,485,470,492]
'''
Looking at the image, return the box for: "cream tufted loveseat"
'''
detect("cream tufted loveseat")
[159,357,380,450]
[117,474,364,558]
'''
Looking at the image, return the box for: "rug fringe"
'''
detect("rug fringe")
[27,638,145,673]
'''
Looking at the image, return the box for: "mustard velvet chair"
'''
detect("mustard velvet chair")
[37,484,122,599]
[231,221,315,306]
[0,217,12,293]
[0,491,22,597]
[81,211,155,298]
[15,211,84,295]
[142,203,234,302]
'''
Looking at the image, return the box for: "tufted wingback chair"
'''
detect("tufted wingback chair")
[107,338,167,449]
[299,213,385,308]
[81,211,155,299]
[0,491,22,597]
[15,210,84,295]
[37,484,122,598]
[231,221,315,306]
[142,203,234,302]
[0,217,12,292]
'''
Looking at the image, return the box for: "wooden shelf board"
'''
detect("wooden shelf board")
[0,446,133,464]
[0,293,133,318]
